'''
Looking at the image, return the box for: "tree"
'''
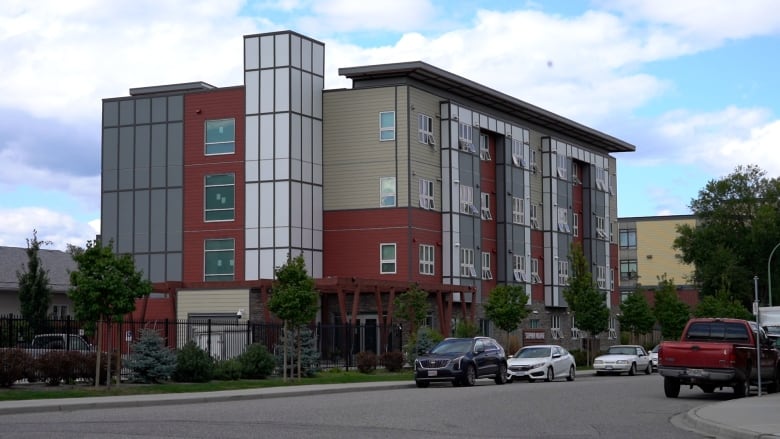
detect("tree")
[126,328,176,383]
[68,239,152,388]
[694,288,752,320]
[484,284,529,334]
[393,285,430,336]
[653,275,690,340]
[267,254,318,382]
[563,243,609,366]
[618,289,656,344]
[674,165,780,307]
[17,230,53,334]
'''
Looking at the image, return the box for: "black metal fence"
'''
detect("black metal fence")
[0,315,405,371]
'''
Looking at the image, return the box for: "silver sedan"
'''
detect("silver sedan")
[506,344,576,382]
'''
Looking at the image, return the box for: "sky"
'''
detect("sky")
[2,0,779,251]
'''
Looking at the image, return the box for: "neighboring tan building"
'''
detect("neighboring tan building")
[617,215,699,310]
[100,30,635,354]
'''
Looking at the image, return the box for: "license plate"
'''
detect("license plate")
[428,370,437,377]
[606,366,613,370]
[686,368,705,377]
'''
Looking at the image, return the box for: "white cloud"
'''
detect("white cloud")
[0,207,99,251]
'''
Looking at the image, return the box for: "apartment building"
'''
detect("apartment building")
[100,30,635,353]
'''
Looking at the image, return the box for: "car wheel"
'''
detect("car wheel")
[463,364,476,387]
[664,377,680,398]
[644,363,651,375]
[545,367,554,382]
[628,363,636,376]
[734,370,750,398]
[767,367,780,394]
[566,366,575,382]
[494,363,507,385]
[595,371,603,376]
[415,380,430,388]
[700,384,715,393]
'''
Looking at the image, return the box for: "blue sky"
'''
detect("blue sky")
[1,0,779,250]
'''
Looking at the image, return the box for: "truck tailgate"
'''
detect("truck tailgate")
[660,342,737,369]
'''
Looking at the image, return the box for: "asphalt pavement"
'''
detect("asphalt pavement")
[0,381,778,438]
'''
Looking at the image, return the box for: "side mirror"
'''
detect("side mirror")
[552,353,561,359]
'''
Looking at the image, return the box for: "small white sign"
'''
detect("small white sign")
[125,330,133,342]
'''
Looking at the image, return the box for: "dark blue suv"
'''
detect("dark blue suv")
[414,337,508,387]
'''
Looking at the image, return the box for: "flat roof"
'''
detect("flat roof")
[129,81,216,96]
[339,61,636,153]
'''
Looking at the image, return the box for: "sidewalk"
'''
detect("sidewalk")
[1,381,778,438]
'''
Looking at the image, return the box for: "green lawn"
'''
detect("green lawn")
[0,370,415,402]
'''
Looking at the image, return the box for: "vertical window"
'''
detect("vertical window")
[459,185,476,215]
[572,164,581,184]
[481,252,492,280]
[480,192,492,220]
[205,119,235,155]
[530,148,538,172]
[512,197,524,225]
[609,317,617,339]
[557,207,571,233]
[419,179,434,210]
[418,113,434,145]
[380,177,396,207]
[596,216,607,239]
[529,319,540,329]
[205,174,235,221]
[419,244,434,275]
[597,265,607,289]
[556,153,567,179]
[596,167,608,191]
[530,204,539,229]
[380,111,395,141]
[460,248,476,277]
[513,254,527,283]
[558,260,569,285]
[573,213,579,237]
[551,315,562,339]
[380,243,396,274]
[619,229,637,248]
[458,123,475,153]
[479,134,491,160]
[571,316,581,339]
[531,258,541,284]
[204,239,235,281]
[511,138,525,167]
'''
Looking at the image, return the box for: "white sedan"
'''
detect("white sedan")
[506,345,576,382]
[593,344,652,376]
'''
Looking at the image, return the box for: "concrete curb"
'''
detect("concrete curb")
[0,382,414,415]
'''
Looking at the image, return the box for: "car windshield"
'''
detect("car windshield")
[606,346,636,355]
[514,347,551,358]
[430,339,473,354]
[651,345,659,353]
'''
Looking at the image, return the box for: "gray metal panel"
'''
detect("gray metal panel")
[151,97,166,123]
[136,99,151,124]
[134,254,149,281]
[102,127,118,171]
[151,124,166,188]
[134,191,149,253]
[103,101,119,127]
[166,252,182,281]
[150,189,166,252]
[167,95,183,121]
[118,127,134,190]
[117,191,133,254]
[167,166,182,187]
[119,100,134,126]
[103,170,117,192]
[167,188,182,252]
[101,192,118,245]
[149,253,165,283]
[167,122,183,166]
[134,125,150,189]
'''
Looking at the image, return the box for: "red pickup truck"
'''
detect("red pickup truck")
[658,318,779,398]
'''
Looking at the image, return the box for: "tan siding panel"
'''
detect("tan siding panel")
[176,289,250,320]
[636,219,695,284]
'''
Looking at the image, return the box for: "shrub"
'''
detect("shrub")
[37,351,72,386]
[379,351,404,372]
[0,348,33,387]
[172,341,214,383]
[454,320,479,338]
[126,329,177,383]
[405,327,444,365]
[274,327,320,378]
[356,351,377,373]
[570,349,588,368]
[79,352,109,385]
[213,358,243,381]
[237,343,275,379]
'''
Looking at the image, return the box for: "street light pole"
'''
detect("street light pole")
[754,276,761,397]
[769,242,780,307]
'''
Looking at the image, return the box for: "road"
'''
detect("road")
[0,372,737,438]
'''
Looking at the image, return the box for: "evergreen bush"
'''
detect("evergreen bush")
[172,341,214,383]
[356,351,377,373]
[126,329,176,383]
[237,343,275,379]
[274,327,320,378]
[213,358,243,381]
[0,348,33,387]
